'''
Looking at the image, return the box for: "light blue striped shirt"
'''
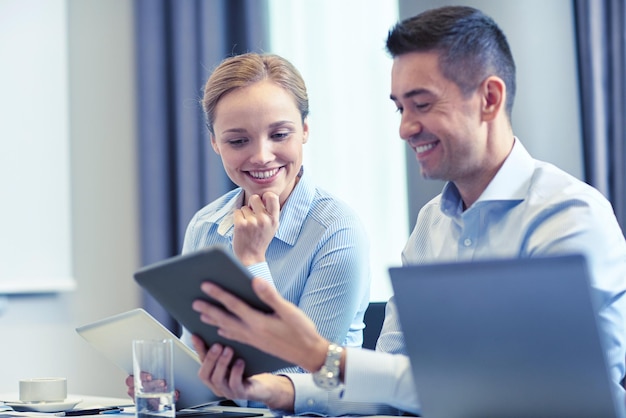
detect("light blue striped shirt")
[180,169,371,368]
[291,139,626,416]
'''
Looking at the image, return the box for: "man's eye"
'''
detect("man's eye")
[395,107,404,114]
[416,103,430,110]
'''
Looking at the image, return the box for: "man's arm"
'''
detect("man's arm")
[192,278,422,415]
[192,278,335,374]
[190,281,340,413]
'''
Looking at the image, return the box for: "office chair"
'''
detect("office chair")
[362,301,387,350]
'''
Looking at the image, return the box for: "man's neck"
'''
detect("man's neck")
[457,130,515,210]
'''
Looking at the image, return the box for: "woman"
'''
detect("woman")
[127,53,370,403]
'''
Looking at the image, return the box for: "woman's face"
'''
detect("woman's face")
[211,80,308,207]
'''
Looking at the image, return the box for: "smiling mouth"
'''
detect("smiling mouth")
[414,142,437,154]
[247,167,281,179]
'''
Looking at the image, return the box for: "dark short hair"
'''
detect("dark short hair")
[386,6,516,119]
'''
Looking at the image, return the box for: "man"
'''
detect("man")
[190,5,626,416]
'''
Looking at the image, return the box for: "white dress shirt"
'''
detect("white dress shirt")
[289,138,626,416]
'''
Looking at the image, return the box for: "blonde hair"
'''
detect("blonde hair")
[202,53,309,135]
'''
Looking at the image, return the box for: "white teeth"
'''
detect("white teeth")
[415,143,435,153]
[249,168,279,179]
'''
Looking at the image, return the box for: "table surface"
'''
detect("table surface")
[0,393,402,417]
[0,393,278,417]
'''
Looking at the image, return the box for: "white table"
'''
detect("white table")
[0,394,277,417]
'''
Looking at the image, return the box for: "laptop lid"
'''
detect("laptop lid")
[389,254,624,418]
[76,308,221,409]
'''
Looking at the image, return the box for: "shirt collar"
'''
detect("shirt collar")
[210,191,243,236]
[440,137,533,215]
[275,168,315,245]
[476,137,534,202]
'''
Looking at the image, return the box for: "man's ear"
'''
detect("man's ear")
[480,76,506,122]
[210,134,220,154]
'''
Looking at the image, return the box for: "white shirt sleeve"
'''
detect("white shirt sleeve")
[287,371,403,416]
[342,348,421,415]
[285,344,419,416]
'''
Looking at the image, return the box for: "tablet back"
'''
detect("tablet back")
[76,308,220,408]
[389,254,625,418]
[134,246,293,376]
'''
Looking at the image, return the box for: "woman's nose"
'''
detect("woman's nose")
[249,139,274,163]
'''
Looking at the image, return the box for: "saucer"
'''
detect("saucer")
[5,398,82,413]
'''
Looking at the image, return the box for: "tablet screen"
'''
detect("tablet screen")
[76,308,220,408]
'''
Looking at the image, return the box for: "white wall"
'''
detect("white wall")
[0,0,141,398]
[0,0,74,294]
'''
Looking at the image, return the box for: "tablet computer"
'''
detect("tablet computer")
[76,308,221,409]
[133,246,293,377]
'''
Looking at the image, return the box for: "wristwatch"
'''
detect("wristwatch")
[312,343,344,390]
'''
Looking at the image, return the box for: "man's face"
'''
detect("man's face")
[390,51,489,184]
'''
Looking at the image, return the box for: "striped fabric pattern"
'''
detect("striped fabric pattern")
[180,169,371,374]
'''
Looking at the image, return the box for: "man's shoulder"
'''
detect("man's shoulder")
[529,160,608,206]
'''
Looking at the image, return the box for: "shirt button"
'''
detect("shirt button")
[307,399,315,407]
[463,238,472,247]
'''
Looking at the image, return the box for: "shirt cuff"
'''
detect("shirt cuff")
[246,262,273,284]
[342,348,400,403]
[287,373,337,415]
[286,371,403,416]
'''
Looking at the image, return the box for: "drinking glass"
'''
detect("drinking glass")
[132,339,175,418]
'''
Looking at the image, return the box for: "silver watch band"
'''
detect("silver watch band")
[313,343,344,390]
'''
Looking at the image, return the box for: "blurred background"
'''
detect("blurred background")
[1,0,617,398]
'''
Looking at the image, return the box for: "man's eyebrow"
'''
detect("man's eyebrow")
[390,88,430,102]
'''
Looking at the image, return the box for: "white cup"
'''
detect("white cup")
[19,377,67,403]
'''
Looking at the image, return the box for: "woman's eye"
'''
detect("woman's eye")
[227,138,248,147]
[271,131,291,140]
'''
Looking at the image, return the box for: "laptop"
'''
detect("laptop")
[389,254,625,418]
[76,308,221,409]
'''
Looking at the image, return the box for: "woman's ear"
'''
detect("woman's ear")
[480,76,506,122]
[302,118,309,144]
[210,134,220,154]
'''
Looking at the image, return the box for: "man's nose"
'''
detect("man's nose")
[399,113,422,143]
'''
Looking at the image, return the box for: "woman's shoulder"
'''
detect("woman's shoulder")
[289,170,359,221]
[307,185,363,226]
